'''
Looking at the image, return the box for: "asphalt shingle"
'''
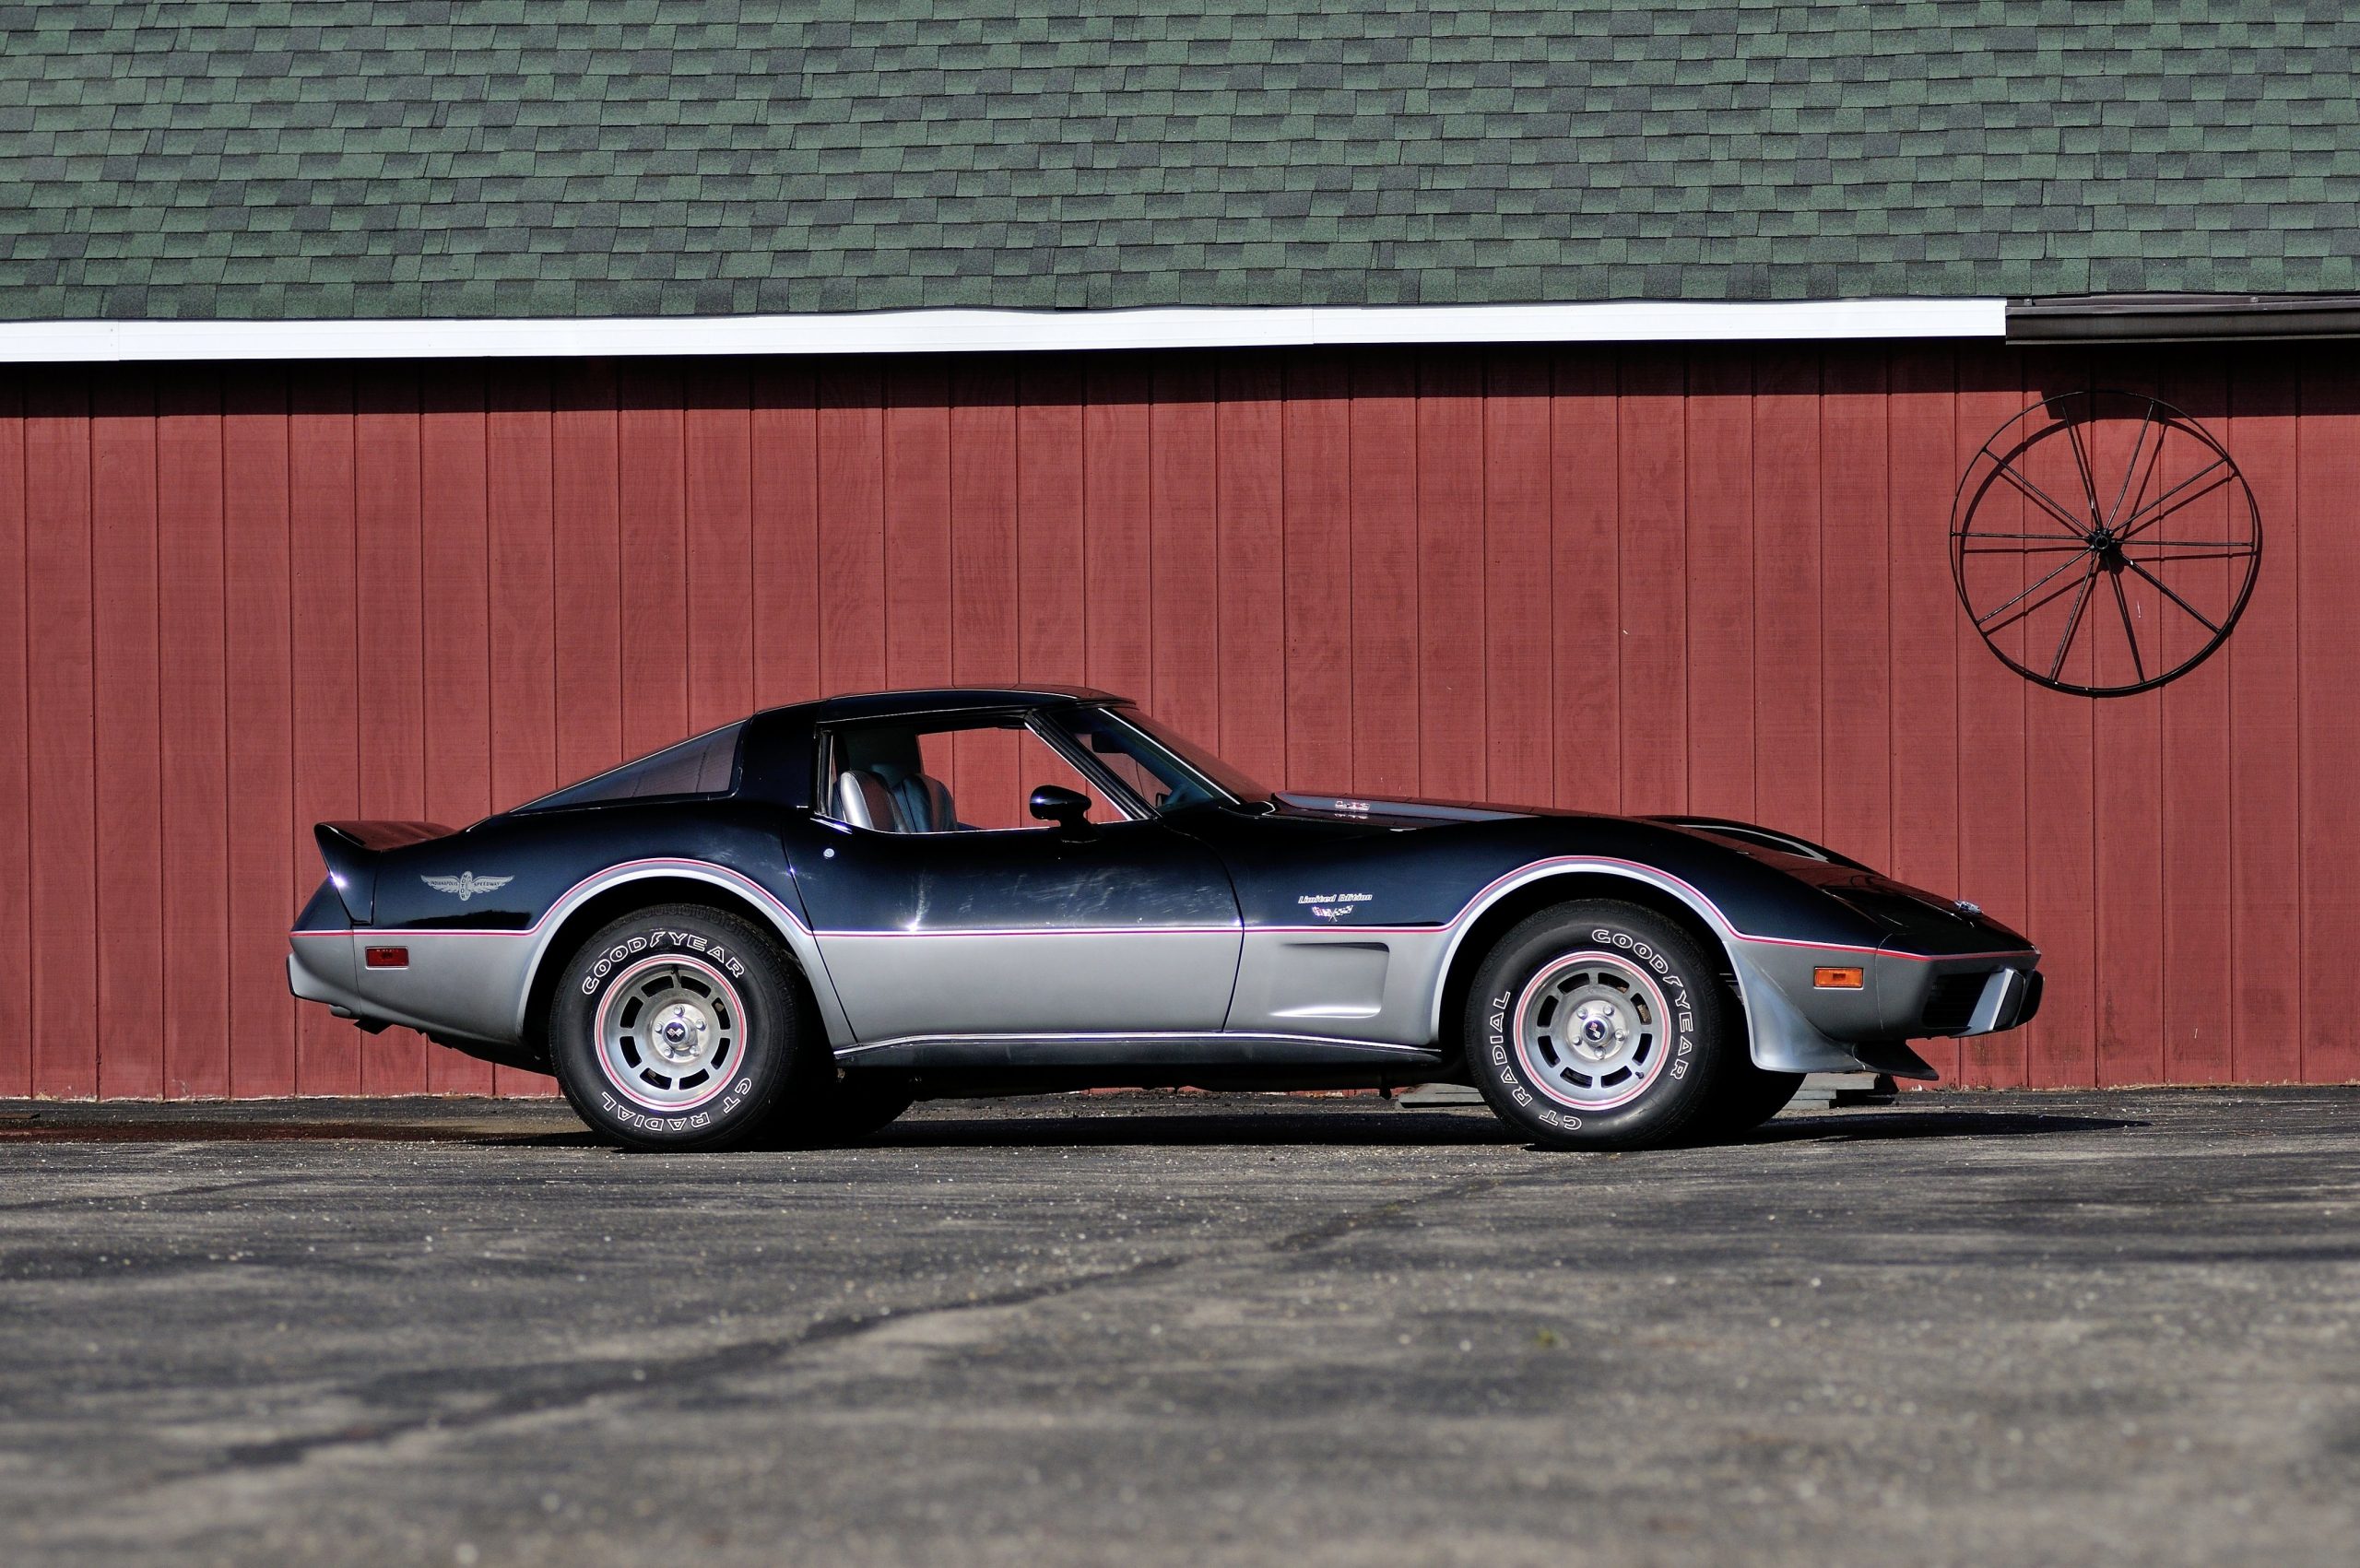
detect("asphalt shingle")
[1,0,2354,320]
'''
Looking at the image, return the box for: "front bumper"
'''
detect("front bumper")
[1875,953,2045,1037]
[1729,939,2043,1079]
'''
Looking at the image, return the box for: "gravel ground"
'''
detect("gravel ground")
[0,1087,2353,1567]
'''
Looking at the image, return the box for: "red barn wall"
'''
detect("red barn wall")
[3,344,2354,1098]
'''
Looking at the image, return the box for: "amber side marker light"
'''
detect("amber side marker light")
[1812,966,1865,989]
[364,947,409,970]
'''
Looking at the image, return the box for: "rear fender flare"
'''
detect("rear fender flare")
[514,860,856,1048]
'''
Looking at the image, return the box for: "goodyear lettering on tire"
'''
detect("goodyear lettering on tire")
[584,926,751,994]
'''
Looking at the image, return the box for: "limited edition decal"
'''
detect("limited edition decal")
[1295,891,1374,922]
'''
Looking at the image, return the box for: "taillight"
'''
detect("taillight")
[364,947,409,970]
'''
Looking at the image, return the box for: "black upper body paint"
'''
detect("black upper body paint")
[299,686,2034,964]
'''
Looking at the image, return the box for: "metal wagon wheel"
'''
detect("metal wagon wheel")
[1951,390,2261,698]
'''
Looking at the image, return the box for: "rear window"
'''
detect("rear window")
[515,722,745,812]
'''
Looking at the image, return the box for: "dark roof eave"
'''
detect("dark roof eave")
[763,685,1122,725]
[2011,294,2360,344]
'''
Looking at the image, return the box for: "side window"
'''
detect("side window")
[1071,735,1174,809]
[1043,706,1224,812]
[822,717,1126,833]
[517,722,743,812]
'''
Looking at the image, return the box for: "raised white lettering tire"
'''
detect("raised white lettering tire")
[549,904,818,1152]
[1464,899,1739,1150]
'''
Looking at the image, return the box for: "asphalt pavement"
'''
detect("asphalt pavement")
[0,1087,2353,1567]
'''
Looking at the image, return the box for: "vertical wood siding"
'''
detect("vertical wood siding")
[0,344,2350,1097]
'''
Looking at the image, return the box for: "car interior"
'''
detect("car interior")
[829,726,962,833]
[822,709,1211,834]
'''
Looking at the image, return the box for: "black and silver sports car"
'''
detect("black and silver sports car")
[289,686,2041,1150]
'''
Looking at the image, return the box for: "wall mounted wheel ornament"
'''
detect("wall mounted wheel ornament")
[1951,390,2261,698]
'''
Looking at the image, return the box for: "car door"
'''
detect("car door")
[790,713,1244,1043]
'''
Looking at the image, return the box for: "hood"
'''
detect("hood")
[1639,815,1873,871]
[1269,791,1540,827]
[1268,794,1862,868]
[1257,789,2032,955]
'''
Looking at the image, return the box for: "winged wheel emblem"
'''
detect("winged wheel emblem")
[421,872,514,902]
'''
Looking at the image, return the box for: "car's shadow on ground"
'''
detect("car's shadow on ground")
[0,1122,603,1148]
[0,1105,2147,1150]
[1737,1109,2146,1144]
[859,1105,2146,1151]
[870,1110,1527,1149]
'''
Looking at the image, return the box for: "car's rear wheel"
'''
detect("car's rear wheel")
[549,904,822,1151]
[1463,899,1740,1150]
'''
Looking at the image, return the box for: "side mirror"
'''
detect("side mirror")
[1029,784,1092,831]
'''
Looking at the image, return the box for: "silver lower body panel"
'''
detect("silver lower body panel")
[289,932,528,1048]
[835,1031,1446,1073]
[1226,927,1455,1045]
[812,929,1244,1039]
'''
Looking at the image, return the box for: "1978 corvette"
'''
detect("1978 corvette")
[289,687,2041,1151]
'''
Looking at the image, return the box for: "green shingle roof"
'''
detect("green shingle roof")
[3,1,2356,321]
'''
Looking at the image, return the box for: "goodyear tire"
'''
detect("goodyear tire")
[1464,899,1739,1150]
[549,904,820,1152]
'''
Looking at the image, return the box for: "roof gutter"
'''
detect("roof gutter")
[2010,293,2360,344]
[16,295,2350,360]
[0,298,2004,363]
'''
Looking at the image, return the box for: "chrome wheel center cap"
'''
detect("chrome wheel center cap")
[1569,999,1624,1062]
[651,1005,709,1066]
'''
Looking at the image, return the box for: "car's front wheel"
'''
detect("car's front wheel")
[1464,899,1740,1150]
[549,903,821,1151]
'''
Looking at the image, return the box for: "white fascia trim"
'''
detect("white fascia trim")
[0,299,2005,363]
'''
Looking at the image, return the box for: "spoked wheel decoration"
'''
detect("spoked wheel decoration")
[1511,951,1668,1111]
[595,954,745,1112]
[1952,390,2261,697]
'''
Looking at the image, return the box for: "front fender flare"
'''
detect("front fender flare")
[1423,858,1913,1078]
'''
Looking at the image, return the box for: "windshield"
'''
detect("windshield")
[1048,706,1271,812]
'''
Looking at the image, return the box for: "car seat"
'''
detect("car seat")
[839,727,958,832]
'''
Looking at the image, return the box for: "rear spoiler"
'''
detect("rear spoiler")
[314,820,454,924]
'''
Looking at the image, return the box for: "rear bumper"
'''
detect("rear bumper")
[288,936,513,1048]
[288,935,359,1009]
